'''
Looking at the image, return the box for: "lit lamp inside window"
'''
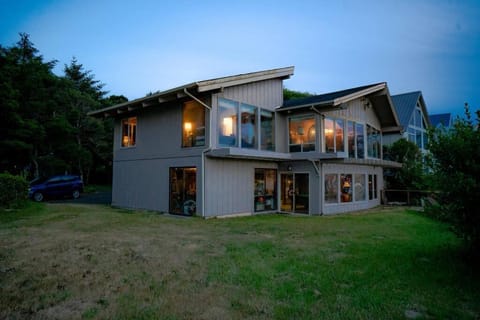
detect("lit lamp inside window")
[122,136,129,146]
[223,117,233,136]
[184,122,192,135]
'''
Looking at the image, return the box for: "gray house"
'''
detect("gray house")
[90,67,402,217]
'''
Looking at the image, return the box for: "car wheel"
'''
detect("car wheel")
[72,189,80,199]
[33,192,44,202]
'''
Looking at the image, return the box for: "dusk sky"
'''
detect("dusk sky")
[1,0,479,117]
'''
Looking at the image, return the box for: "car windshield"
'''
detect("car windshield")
[30,177,50,185]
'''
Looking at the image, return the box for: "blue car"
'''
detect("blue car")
[29,175,84,202]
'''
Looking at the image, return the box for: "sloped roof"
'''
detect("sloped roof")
[89,66,294,117]
[430,113,452,128]
[390,91,422,128]
[280,83,385,109]
[279,82,401,132]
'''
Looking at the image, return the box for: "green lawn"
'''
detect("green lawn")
[1,203,479,319]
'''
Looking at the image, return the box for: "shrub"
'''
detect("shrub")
[426,104,480,257]
[0,173,28,208]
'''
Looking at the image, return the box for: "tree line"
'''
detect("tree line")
[0,33,127,184]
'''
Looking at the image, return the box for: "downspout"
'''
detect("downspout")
[184,88,212,218]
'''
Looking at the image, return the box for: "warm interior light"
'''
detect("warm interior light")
[184,122,192,132]
[223,117,233,136]
[324,128,334,134]
[122,136,129,146]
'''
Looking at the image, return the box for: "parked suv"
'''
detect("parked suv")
[29,175,84,202]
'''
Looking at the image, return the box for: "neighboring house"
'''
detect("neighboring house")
[89,67,402,217]
[429,113,453,129]
[383,91,431,153]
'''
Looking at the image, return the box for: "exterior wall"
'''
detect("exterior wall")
[112,98,210,215]
[204,158,277,217]
[322,98,381,129]
[112,155,203,213]
[321,163,383,215]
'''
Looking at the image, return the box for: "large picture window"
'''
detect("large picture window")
[340,174,352,203]
[218,98,238,147]
[260,110,274,151]
[325,174,338,204]
[241,103,257,148]
[289,116,315,152]
[367,125,381,159]
[182,100,205,147]
[121,117,137,147]
[254,169,277,212]
[356,123,365,158]
[324,117,345,153]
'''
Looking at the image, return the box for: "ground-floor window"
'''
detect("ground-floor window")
[280,173,309,214]
[325,173,374,204]
[368,174,378,200]
[169,167,196,215]
[254,169,277,212]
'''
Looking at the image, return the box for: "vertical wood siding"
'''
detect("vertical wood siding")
[204,158,277,217]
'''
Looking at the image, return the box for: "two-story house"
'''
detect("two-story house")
[89,67,402,217]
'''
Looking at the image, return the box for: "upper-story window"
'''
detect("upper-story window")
[182,100,205,148]
[121,117,137,147]
[324,117,344,153]
[408,106,428,150]
[241,103,257,149]
[218,97,274,151]
[218,98,238,147]
[289,116,315,152]
[367,125,381,158]
[260,110,275,151]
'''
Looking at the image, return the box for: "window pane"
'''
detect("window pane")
[325,174,338,203]
[348,121,355,158]
[415,108,422,127]
[218,98,238,147]
[356,123,364,158]
[336,119,344,152]
[261,110,274,151]
[294,173,309,213]
[368,174,373,200]
[354,174,366,201]
[240,103,257,149]
[367,125,380,158]
[416,130,422,148]
[324,118,334,153]
[169,167,197,215]
[182,101,205,147]
[121,117,136,147]
[254,169,277,212]
[289,116,315,152]
[341,174,352,202]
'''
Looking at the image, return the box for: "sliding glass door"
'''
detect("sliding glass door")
[280,173,309,214]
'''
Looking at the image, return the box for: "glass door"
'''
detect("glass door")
[280,173,309,214]
[169,167,197,215]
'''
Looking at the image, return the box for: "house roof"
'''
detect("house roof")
[278,82,401,132]
[390,91,431,128]
[429,113,452,128]
[89,66,294,117]
[281,83,385,109]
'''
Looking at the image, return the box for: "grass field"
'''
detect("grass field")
[1,203,479,319]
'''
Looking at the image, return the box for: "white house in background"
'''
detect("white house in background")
[89,67,402,217]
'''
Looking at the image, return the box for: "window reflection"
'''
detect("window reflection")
[289,116,315,152]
